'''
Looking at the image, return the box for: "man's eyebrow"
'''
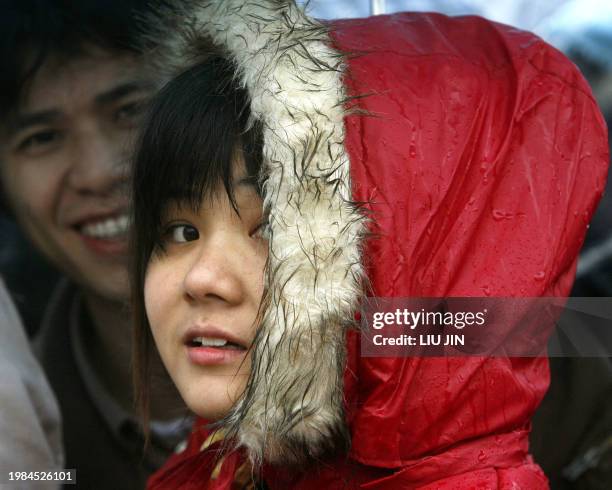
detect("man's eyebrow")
[6,110,62,138]
[4,81,154,139]
[94,80,155,107]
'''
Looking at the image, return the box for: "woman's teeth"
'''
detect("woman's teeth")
[190,336,244,350]
[81,214,129,239]
[192,336,228,347]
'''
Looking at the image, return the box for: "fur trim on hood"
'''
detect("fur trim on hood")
[149,0,367,466]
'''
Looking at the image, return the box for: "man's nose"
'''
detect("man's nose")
[182,240,244,305]
[66,126,128,195]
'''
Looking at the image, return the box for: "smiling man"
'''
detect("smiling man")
[0,1,188,488]
[2,50,144,301]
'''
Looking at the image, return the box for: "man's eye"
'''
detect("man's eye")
[115,101,147,126]
[17,130,62,153]
[167,224,199,243]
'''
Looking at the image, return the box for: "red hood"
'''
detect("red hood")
[335,12,607,487]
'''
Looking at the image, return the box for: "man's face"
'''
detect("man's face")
[0,49,153,302]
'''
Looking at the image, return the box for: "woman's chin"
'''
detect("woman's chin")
[181,379,245,421]
[190,403,231,422]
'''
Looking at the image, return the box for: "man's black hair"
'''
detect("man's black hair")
[0,0,158,216]
[0,0,153,117]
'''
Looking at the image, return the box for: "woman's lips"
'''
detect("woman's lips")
[186,345,247,366]
[183,327,248,366]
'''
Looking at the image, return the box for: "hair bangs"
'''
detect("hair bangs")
[132,54,264,263]
[133,56,260,253]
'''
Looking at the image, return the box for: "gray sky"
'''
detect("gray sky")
[297,0,612,55]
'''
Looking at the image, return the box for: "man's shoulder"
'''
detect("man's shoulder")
[33,279,76,344]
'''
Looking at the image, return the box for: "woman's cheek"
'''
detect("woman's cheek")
[144,260,177,364]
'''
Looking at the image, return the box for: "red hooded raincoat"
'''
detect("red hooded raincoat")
[148,7,608,490]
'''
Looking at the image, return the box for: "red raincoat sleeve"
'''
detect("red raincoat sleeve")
[267,12,608,489]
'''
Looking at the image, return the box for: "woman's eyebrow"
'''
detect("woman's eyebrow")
[235,176,258,187]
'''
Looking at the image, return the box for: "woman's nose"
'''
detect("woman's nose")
[182,240,244,305]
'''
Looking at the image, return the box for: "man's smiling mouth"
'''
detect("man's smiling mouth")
[79,213,129,240]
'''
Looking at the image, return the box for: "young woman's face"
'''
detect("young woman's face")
[144,162,266,420]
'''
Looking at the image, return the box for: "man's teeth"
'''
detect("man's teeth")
[191,337,228,347]
[81,214,129,239]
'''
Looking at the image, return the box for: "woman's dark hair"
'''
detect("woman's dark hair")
[130,55,263,431]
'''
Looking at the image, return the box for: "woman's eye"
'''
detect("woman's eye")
[17,130,63,154]
[250,221,269,240]
[168,224,199,243]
